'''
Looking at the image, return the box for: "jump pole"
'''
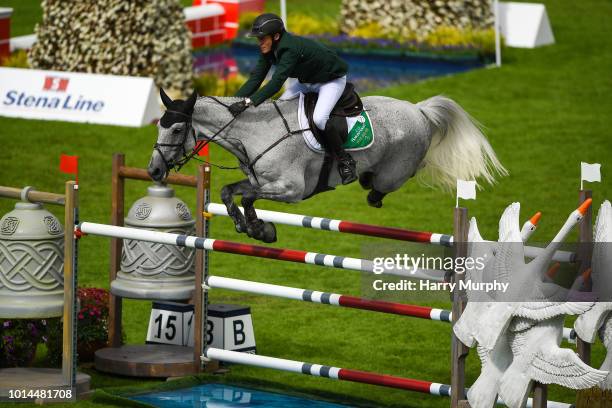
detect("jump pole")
[202,348,572,408]
[206,275,575,341]
[203,347,451,395]
[206,275,452,321]
[204,203,576,263]
[205,203,454,246]
[77,222,447,281]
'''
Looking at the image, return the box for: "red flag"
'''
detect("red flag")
[59,154,79,183]
[195,141,209,157]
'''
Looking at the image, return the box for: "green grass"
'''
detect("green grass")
[1,0,612,407]
[2,0,41,37]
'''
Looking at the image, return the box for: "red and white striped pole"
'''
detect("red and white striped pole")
[203,347,451,395]
[206,203,453,246]
[202,348,573,407]
[77,222,446,281]
[206,275,452,321]
[204,203,576,262]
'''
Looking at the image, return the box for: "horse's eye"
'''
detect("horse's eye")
[172,128,182,135]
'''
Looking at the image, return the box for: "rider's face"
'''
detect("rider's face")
[258,34,279,54]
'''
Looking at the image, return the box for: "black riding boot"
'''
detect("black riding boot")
[324,120,357,185]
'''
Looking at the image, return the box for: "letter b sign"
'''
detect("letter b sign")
[206,304,256,353]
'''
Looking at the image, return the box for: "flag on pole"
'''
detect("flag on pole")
[456,179,476,207]
[59,154,79,183]
[581,162,601,183]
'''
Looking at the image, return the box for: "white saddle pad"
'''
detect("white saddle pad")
[297,93,373,153]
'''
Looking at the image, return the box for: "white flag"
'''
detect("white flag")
[457,179,477,200]
[581,162,601,183]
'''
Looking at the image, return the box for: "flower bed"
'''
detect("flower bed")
[0,319,46,367]
[0,287,111,367]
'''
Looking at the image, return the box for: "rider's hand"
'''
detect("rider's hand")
[229,98,251,117]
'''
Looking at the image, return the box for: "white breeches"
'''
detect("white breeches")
[280,75,347,130]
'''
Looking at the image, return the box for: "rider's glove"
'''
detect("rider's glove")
[229,98,252,117]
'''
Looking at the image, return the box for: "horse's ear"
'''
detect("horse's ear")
[186,90,198,110]
[160,88,173,108]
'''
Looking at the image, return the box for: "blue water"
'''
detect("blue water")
[193,45,483,93]
[132,383,350,408]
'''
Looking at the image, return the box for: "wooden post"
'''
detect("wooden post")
[451,207,469,407]
[62,181,77,389]
[108,153,124,347]
[577,190,593,365]
[533,382,548,408]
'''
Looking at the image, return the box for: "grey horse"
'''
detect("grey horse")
[148,89,506,243]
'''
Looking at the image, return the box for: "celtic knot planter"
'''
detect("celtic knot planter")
[111,184,195,300]
[0,202,64,318]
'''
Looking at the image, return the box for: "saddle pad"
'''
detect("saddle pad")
[298,93,374,153]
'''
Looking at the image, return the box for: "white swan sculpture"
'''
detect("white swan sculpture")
[454,200,603,408]
[574,200,612,390]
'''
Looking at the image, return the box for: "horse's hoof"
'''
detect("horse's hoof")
[235,223,246,233]
[261,222,277,243]
[367,190,385,208]
[368,199,383,208]
[246,220,265,240]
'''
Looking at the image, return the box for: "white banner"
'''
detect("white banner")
[0,67,161,127]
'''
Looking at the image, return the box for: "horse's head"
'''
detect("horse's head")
[148,88,198,182]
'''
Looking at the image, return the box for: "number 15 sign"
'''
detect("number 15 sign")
[146,302,194,346]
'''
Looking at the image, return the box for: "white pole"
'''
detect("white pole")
[280,0,287,30]
[494,0,502,66]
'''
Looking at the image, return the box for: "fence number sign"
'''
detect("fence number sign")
[146,302,256,352]
[146,302,193,346]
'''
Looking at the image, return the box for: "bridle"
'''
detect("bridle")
[154,96,237,172]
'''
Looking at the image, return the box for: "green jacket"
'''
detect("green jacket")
[235,32,348,106]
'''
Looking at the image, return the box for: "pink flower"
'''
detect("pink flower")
[78,314,84,320]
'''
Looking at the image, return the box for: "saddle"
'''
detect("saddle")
[303,82,363,147]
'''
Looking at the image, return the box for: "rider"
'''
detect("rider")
[228,13,357,185]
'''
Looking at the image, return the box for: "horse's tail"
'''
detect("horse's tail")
[415,95,507,192]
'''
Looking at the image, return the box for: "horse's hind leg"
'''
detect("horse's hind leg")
[241,189,277,243]
[220,179,250,234]
[366,162,416,208]
[360,172,386,207]
[359,171,374,190]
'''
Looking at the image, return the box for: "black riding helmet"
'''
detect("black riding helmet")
[247,13,285,38]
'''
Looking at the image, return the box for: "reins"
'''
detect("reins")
[158,97,309,181]
[245,101,308,183]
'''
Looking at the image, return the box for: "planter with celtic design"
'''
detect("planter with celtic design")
[111,184,196,300]
[0,202,64,318]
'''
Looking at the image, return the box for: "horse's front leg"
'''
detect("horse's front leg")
[220,179,251,234]
[241,188,277,243]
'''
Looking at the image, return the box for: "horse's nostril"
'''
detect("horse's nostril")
[148,167,162,180]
